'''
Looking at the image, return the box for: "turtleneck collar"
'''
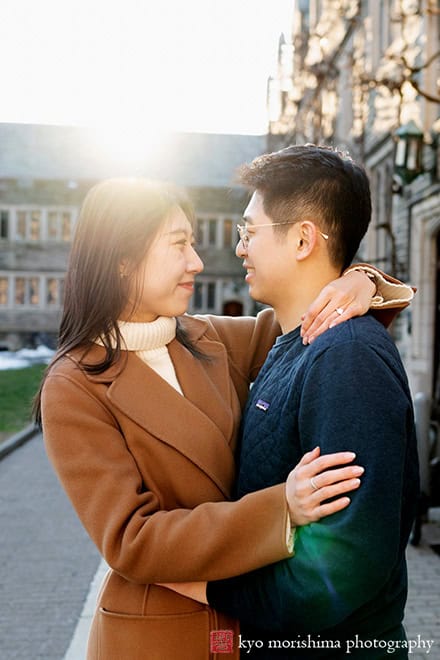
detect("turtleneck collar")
[95,316,177,352]
[118,316,177,352]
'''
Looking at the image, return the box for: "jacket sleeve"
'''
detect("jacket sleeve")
[206,340,417,632]
[42,370,292,585]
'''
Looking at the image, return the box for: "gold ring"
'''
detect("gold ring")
[310,477,319,491]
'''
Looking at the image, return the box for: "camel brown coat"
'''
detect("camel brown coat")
[42,310,293,660]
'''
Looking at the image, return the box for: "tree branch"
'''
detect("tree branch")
[409,78,440,104]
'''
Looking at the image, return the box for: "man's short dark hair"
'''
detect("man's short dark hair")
[238,144,372,271]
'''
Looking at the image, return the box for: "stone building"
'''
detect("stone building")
[267,0,440,404]
[0,123,265,349]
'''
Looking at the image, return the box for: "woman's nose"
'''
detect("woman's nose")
[188,245,204,273]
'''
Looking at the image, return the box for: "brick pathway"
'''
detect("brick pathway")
[404,536,440,658]
[0,433,100,660]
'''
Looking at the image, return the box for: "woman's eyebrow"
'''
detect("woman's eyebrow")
[164,228,195,240]
[165,227,190,236]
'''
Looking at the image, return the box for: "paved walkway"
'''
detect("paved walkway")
[404,541,440,658]
[0,433,100,660]
[0,433,439,659]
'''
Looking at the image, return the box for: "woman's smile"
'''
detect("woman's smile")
[178,280,195,292]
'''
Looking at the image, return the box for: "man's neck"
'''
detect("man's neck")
[274,300,312,335]
[274,266,341,334]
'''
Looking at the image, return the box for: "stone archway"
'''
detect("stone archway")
[409,200,440,398]
[433,231,440,401]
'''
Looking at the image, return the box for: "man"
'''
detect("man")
[205,145,419,658]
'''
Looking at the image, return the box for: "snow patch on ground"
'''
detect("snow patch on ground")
[0,345,55,370]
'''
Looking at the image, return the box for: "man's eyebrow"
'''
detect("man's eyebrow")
[242,215,255,225]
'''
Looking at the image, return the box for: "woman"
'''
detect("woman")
[35,179,412,659]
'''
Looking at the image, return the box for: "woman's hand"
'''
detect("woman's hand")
[300,270,375,345]
[156,581,208,604]
[285,447,364,526]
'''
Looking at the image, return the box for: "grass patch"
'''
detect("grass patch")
[0,364,46,434]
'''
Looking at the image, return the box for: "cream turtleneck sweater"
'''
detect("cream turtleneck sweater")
[117,316,183,395]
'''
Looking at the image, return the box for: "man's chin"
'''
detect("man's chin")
[247,285,269,306]
[247,284,257,300]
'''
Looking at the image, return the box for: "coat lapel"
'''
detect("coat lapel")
[169,336,234,443]
[90,337,237,499]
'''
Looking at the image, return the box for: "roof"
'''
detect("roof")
[0,123,267,188]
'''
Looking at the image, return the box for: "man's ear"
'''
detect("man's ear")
[295,221,318,261]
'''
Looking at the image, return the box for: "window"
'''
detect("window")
[49,209,74,242]
[192,280,218,312]
[62,212,72,241]
[29,277,40,305]
[196,216,237,249]
[15,277,26,304]
[379,0,392,55]
[8,207,76,242]
[30,211,41,241]
[0,274,64,308]
[59,278,65,305]
[14,276,39,306]
[0,277,8,305]
[194,282,203,308]
[196,218,205,245]
[48,211,59,240]
[46,278,65,306]
[0,210,9,239]
[374,168,387,268]
[16,212,26,240]
[207,282,216,309]
[208,219,217,246]
[223,219,233,247]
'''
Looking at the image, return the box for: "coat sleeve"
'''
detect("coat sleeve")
[202,308,281,383]
[41,370,292,585]
[344,263,414,328]
[206,340,418,632]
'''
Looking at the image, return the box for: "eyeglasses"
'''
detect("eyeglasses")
[236,222,329,248]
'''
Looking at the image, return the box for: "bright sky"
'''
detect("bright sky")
[0,0,292,136]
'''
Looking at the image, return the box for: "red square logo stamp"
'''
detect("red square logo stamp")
[210,629,234,654]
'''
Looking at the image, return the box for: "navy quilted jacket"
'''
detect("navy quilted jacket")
[207,315,419,658]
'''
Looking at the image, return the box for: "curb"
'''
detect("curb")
[0,424,39,461]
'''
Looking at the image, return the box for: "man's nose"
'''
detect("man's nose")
[235,238,246,258]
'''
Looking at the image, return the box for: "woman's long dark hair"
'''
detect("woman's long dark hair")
[34,178,204,425]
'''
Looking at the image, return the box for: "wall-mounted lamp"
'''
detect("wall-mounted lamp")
[393,118,439,193]
[394,120,424,185]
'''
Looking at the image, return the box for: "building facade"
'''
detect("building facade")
[268,0,440,404]
[0,125,264,349]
